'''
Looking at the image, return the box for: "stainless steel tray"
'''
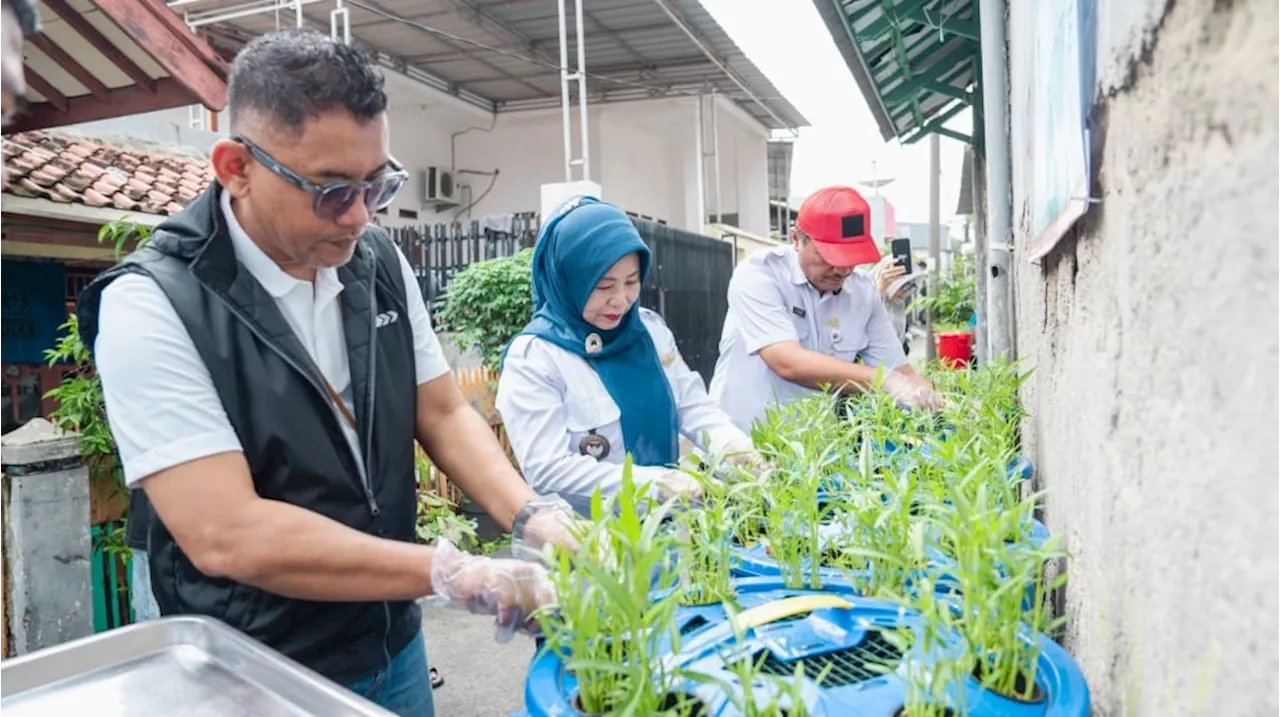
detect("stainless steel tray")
[1,616,395,716]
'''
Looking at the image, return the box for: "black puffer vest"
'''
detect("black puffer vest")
[78,183,420,684]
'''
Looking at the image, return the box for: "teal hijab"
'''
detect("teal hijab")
[511,196,678,467]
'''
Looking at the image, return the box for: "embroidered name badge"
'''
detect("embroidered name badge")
[791,306,806,318]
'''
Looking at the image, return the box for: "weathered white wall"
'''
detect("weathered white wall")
[1008,1,1278,715]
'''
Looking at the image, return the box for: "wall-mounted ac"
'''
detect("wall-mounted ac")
[424,167,458,207]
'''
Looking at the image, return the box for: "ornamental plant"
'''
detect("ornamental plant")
[42,219,153,557]
[910,253,975,333]
[437,249,534,370]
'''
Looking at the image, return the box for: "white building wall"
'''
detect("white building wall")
[53,72,774,238]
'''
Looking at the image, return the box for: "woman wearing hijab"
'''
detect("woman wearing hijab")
[496,196,760,515]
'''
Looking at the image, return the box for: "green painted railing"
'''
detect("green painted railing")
[90,521,133,633]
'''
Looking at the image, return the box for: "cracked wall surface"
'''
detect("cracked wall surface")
[1007,0,1278,715]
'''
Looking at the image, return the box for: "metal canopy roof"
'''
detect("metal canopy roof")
[172,0,807,131]
[811,0,979,145]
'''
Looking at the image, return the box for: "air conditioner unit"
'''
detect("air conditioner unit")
[424,167,458,207]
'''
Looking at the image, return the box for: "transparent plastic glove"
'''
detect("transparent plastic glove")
[429,539,555,643]
[653,468,705,504]
[880,371,944,413]
[511,495,584,561]
[722,437,767,475]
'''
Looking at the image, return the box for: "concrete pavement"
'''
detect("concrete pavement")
[422,608,533,716]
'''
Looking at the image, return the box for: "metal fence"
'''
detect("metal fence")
[387,214,539,311]
[389,215,734,385]
[633,219,734,383]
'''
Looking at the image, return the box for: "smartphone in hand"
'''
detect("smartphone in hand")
[891,238,913,274]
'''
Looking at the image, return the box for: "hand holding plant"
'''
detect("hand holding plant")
[511,494,585,562]
[653,468,707,504]
[428,538,555,643]
[722,436,768,475]
[880,371,944,413]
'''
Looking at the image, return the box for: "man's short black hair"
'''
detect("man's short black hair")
[228,30,387,133]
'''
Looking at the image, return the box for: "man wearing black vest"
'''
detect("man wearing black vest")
[77,31,572,716]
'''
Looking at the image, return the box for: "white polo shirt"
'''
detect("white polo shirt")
[709,245,907,433]
[94,190,451,488]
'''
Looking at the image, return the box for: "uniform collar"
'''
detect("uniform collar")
[219,190,343,299]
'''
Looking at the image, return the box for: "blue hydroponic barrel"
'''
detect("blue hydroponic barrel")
[729,518,1052,609]
[523,577,1089,716]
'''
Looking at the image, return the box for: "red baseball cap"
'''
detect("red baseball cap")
[795,186,880,267]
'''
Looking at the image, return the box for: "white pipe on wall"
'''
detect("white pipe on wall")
[573,0,590,182]
[711,93,722,224]
[557,0,573,182]
[978,0,1014,359]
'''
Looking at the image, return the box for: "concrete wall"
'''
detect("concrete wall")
[1007,1,1278,715]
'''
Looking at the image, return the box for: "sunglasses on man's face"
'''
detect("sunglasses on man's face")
[233,136,408,221]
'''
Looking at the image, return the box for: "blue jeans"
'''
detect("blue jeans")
[346,631,435,717]
[130,550,162,622]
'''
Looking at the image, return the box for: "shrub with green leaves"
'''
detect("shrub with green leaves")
[911,253,975,332]
[437,249,534,369]
[42,219,153,557]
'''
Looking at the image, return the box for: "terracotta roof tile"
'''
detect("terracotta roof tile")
[2,130,212,217]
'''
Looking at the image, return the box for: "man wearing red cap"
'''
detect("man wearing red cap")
[710,186,941,432]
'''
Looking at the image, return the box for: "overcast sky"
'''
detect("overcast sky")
[699,0,971,225]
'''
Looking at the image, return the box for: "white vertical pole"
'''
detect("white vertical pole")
[330,0,350,44]
[979,0,1014,359]
[694,95,706,228]
[295,0,303,27]
[926,132,941,362]
[711,93,722,224]
[557,0,573,182]
[573,0,590,182]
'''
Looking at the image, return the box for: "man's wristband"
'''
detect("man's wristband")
[511,499,539,540]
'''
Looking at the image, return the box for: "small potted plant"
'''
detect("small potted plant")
[911,255,976,369]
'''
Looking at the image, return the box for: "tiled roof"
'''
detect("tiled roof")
[1,131,214,217]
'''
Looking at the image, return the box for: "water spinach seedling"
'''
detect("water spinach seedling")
[538,458,691,714]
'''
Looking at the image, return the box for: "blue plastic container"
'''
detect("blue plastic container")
[523,577,1090,716]
[729,518,1052,609]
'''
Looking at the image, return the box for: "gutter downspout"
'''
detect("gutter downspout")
[978,0,1014,359]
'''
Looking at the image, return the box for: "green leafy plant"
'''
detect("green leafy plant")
[910,254,975,333]
[537,459,690,714]
[437,249,534,370]
[671,467,742,607]
[532,359,1069,713]
[41,220,152,558]
[412,447,478,546]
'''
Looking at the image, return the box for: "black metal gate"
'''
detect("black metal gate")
[632,219,734,385]
[387,215,538,313]
[389,216,733,386]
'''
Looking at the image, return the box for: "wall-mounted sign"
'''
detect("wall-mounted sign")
[1026,0,1098,261]
[2,260,68,365]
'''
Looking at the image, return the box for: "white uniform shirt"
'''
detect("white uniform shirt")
[94,190,451,488]
[496,308,748,515]
[709,245,907,433]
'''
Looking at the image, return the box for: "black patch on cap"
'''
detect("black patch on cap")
[841,213,865,238]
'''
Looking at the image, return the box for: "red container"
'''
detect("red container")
[935,331,973,369]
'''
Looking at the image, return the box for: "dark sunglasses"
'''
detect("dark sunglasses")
[233,135,409,220]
